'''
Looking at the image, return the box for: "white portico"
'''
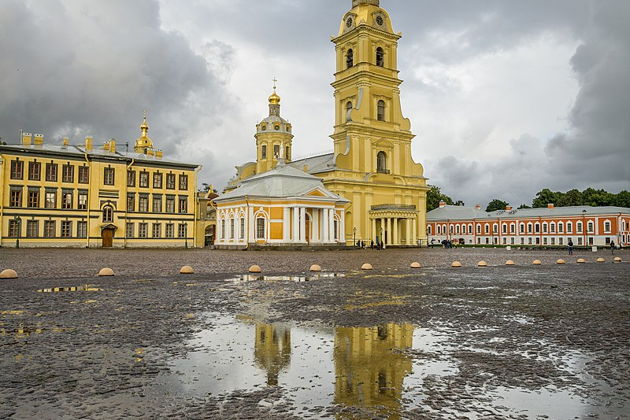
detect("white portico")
[214,164,349,249]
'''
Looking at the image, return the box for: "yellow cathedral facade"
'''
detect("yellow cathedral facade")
[222,0,428,247]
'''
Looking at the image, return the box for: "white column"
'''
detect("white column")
[329,208,335,243]
[300,207,306,243]
[340,209,345,244]
[283,208,290,242]
[323,209,330,242]
[292,207,299,242]
[380,218,385,244]
[393,218,398,245]
[386,218,392,245]
[372,218,376,242]
[313,209,320,243]
[248,207,255,243]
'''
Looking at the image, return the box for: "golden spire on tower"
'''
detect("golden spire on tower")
[134,111,154,154]
[268,77,281,105]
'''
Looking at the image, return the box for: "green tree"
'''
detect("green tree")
[486,199,509,212]
[556,189,582,207]
[614,190,630,207]
[426,185,454,211]
[518,204,531,209]
[532,188,561,208]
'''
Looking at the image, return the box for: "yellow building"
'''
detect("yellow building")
[254,323,292,387]
[0,118,199,248]
[227,0,428,247]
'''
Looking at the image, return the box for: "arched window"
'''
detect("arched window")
[346,49,354,68]
[543,223,548,233]
[587,221,594,233]
[346,101,353,121]
[502,224,507,234]
[476,224,481,234]
[558,222,564,233]
[261,145,267,159]
[376,47,384,67]
[376,151,387,173]
[377,100,385,121]
[256,218,266,239]
[437,225,441,235]
[449,225,453,234]
[604,220,611,233]
[485,224,489,234]
[550,222,556,233]
[273,144,280,158]
[535,223,540,233]
[576,221,583,233]
[102,205,114,223]
[510,223,515,234]
[456,225,460,235]
[493,224,498,234]
[567,221,573,233]
[468,224,473,234]
[428,225,432,235]
[520,223,525,233]
[285,146,290,161]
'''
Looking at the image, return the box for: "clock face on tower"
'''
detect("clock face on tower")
[346,17,353,28]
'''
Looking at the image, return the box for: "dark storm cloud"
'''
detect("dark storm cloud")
[0,0,223,156]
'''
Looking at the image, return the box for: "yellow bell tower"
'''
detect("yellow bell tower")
[255,81,294,174]
[315,0,428,246]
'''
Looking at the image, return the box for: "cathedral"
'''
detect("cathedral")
[217,0,428,248]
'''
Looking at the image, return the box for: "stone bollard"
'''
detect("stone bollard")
[596,258,605,263]
[532,260,542,265]
[98,268,114,277]
[361,263,373,271]
[451,261,462,268]
[0,269,18,279]
[410,262,422,269]
[613,257,622,263]
[180,266,194,274]
[505,260,515,266]
[477,261,488,267]
[577,258,586,264]
[309,264,322,272]
[249,265,262,273]
[556,259,566,265]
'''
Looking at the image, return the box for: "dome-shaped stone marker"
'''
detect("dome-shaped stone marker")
[451,261,462,268]
[532,260,542,265]
[613,257,622,263]
[98,268,114,277]
[410,262,422,269]
[596,258,605,263]
[556,259,566,265]
[361,263,373,271]
[505,260,515,266]
[577,258,586,264]
[180,266,194,274]
[0,269,18,279]
[477,261,488,267]
[310,264,322,272]
[249,265,262,273]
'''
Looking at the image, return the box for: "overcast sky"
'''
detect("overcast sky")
[1,0,628,207]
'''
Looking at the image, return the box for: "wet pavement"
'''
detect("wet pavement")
[1,248,629,419]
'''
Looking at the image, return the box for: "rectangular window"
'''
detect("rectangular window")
[62,191,73,209]
[256,218,265,239]
[152,223,161,238]
[61,221,72,238]
[166,223,174,238]
[550,224,556,233]
[127,170,136,187]
[10,189,22,207]
[10,160,24,179]
[221,220,225,239]
[153,173,162,189]
[178,223,187,238]
[44,220,56,238]
[104,167,115,185]
[179,174,188,190]
[559,238,563,245]
[178,196,188,214]
[152,196,162,213]
[62,164,74,183]
[78,192,88,210]
[28,161,41,181]
[230,219,235,239]
[567,223,573,233]
[240,218,245,240]
[78,166,89,184]
[138,195,149,212]
[27,220,39,238]
[46,163,58,182]
[558,223,564,233]
[166,196,175,213]
[166,174,176,189]
[8,220,20,237]
[139,171,149,188]
[543,224,548,233]
[139,223,148,238]
[543,237,548,245]
[578,237,583,245]
[127,193,135,212]
[126,222,134,238]
[77,221,87,238]
[45,190,57,208]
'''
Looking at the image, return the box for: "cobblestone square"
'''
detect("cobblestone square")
[1,248,629,419]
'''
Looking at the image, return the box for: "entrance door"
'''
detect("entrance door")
[101,228,114,248]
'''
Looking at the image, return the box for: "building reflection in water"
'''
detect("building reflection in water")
[334,323,414,418]
[253,323,292,386]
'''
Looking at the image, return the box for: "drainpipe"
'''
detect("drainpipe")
[245,195,250,250]
[124,158,135,249]
[83,152,91,248]
[192,165,202,249]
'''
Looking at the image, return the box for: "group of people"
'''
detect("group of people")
[568,239,620,255]
[355,239,386,250]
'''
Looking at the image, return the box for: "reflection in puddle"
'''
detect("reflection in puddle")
[154,315,589,418]
[38,285,102,293]
[228,273,345,283]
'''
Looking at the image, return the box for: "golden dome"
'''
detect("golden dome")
[269,91,281,105]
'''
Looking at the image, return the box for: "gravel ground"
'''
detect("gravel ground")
[1,248,629,419]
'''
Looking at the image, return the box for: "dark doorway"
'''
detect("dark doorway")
[101,228,114,248]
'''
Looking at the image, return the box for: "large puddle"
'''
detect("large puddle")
[153,313,590,419]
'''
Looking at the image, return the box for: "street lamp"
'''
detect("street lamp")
[13,216,21,249]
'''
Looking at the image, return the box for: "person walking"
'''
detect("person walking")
[568,239,574,255]
[610,240,615,254]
